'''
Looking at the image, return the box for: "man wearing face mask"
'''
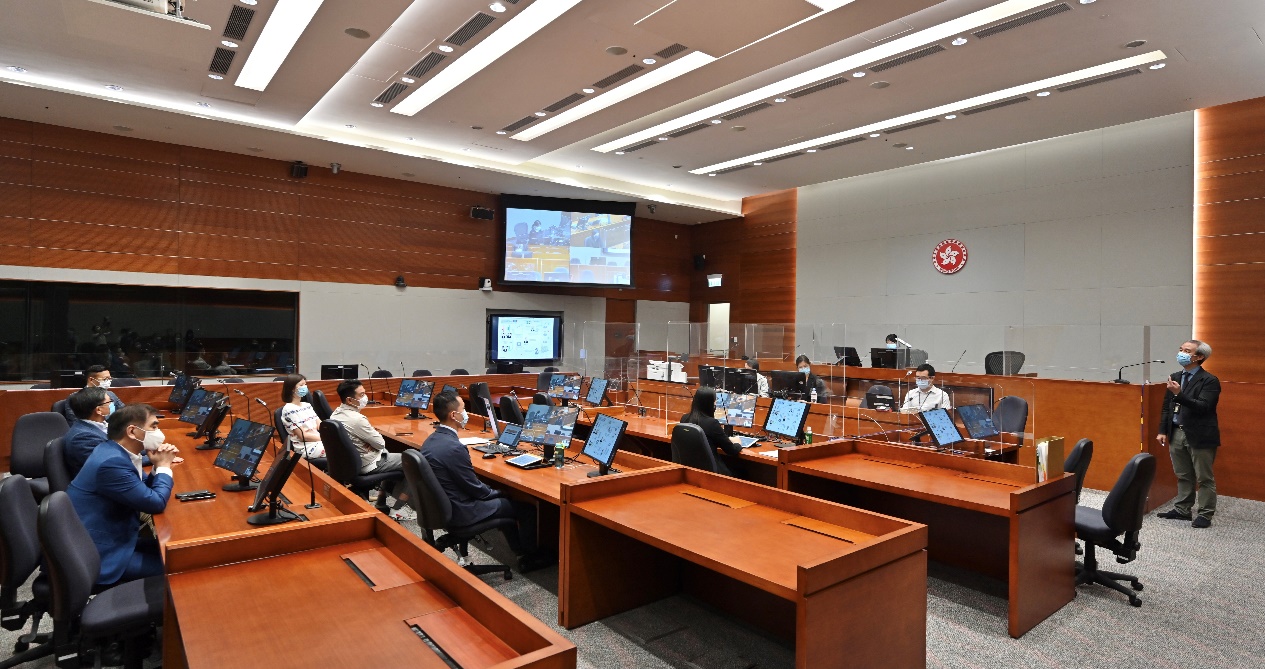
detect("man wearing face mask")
[1156,340,1221,528]
[790,355,829,403]
[329,380,413,521]
[67,404,179,586]
[421,391,544,571]
[59,365,124,425]
[63,386,118,478]
[901,364,951,413]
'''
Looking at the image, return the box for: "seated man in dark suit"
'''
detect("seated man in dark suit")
[63,386,113,478]
[59,365,124,424]
[420,391,544,570]
[67,404,179,586]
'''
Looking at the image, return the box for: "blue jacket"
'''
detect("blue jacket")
[60,389,123,425]
[67,440,172,585]
[63,419,110,479]
[421,427,500,528]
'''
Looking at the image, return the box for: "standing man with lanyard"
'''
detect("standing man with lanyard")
[901,364,951,413]
[1157,340,1221,528]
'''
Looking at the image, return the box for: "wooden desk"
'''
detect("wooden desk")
[777,439,1076,638]
[558,466,928,669]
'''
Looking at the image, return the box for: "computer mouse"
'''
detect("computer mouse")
[482,453,497,459]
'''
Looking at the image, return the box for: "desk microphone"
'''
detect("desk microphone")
[400,362,407,378]
[1113,360,1166,384]
[950,350,966,373]
[894,336,914,349]
[233,388,251,422]
[856,413,893,442]
[360,364,383,405]
[301,446,322,510]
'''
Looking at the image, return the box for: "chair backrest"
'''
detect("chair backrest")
[993,396,1029,435]
[449,368,469,375]
[223,377,244,383]
[411,369,431,377]
[543,366,558,373]
[499,396,524,425]
[318,420,361,485]
[536,371,552,391]
[1063,439,1094,503]
[36,492,99,629]
[272,406,290,451]
[861,384,893,409]
[44,438,72,495]
[272,376,289,382]
[985,351,1026,375]
[670,423,720,473]
[0,476,41,601]
[532,393,554,407]
[400,450,453,532]
[370,370,392,378]
[11,412,70,479]
[1101,453,1157,535]
[307,390,334,421]
[486,366,498,374]
[51,399,74,427]
[467,382,493,417]
[111,378,141,387]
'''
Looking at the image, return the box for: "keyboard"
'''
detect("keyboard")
[473,444,510,455]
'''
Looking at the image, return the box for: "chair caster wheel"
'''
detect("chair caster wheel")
[14,642,28,652]
[504,573,513,581]
[1131,582,1143,591]
[1129,597,1142,607]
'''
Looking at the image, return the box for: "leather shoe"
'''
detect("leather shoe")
[1157,509,1190,520]
[1192,516,1211,528]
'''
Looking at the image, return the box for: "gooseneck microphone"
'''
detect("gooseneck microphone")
[1114,360,1167,384]
[400,362,407,378]
[233,388,251,422]
[360,364,382,405]
[950,350,967,373]
[895,336,914,349]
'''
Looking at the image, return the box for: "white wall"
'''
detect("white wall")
[796,113,1195,381]
[635,300,690,352]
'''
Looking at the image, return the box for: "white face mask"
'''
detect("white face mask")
[356,396,368,409]
[799,367,811,375]
[133,426,164,452]
[916,378,931,390]
[96,378,111,389]
[455,410,469,428]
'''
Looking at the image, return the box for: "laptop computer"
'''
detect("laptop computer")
[474,423,524,454]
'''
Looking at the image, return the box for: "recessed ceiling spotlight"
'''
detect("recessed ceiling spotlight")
[405,136,414,140]
[615,151,625,155]
[944,114,957,119]
[581,88,594,94]
[401,77,415,83]
[534,111,547,117]
[905,146,914,150]
[438,45,454,53]
[1125,40,1147,49]
[606,46,628,56]
[207,73,224,80]
[370,102,384,107]
[495,130,507,135]
[1036,91,1050,97]
[806,149,817,153]
[1079,0,1094,4]
[707,173,716,177]
[731,125,746,132]
[869,132,882,137]
[344,28,371,39]
[344,124,356,128]
[5,66,26,73]
[774,97,786,103]
[852,71,866,77]
[104,84,123,91]
[710,119,722,124]
[195,101,211,107]
[240,0,257,5]
[1149,62,1166,69]
[752,162,763,166]
[657,137,669,141]
[489,2,507,12]
[222,40,239,48]
[471,125,483,130]
[870,80,890,89]
[951,37,968,46]
[643,58,657,65]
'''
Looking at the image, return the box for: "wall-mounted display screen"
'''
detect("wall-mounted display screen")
[500,195,635,287]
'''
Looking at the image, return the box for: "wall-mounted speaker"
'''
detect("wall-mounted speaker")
[693,254,706,271]
[289,161,308,179]
[470,207,495,220]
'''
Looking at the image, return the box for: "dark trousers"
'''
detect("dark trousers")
[489,497,538,556]
[1169,427,1217,519]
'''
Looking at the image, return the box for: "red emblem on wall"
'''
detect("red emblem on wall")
[932,239,968,274]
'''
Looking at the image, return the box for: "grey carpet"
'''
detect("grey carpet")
[4,489,1261,668]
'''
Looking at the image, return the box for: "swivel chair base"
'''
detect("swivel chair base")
[1076,545,1143,607]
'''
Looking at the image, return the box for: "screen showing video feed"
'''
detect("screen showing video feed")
[521,405,580,447]
[547,374,581,400]
[724,394,756,428]
[502,203,633,286]
[395,380,435,410]
[179,388,220,425]
[213,420,273,477]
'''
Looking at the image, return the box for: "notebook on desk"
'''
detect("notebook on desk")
[736,435,761,449]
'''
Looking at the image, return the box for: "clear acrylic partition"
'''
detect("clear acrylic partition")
[579,320,642,411]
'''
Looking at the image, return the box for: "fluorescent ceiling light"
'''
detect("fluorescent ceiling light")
[593,0,1057,153]
[235,0,324,91]
[513,51,716,141]
[392,0,583,116]
[692,50,1167,174]
[805,0,856,9]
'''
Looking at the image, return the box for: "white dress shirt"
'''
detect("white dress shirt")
[901,385,951,412]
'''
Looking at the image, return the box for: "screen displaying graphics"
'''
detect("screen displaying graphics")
[490,314,561,362]
[956,404,1000,440]
[213,420,273,478]
[919,408,965,448]
[547,374,581,400]
[724,394,756,428]
[500,195,636,286]
[585,377,608,405]
[582,413,626,469]
[764,398,808,440]
[179,388,220,425]
[521,405,580,448]
[395,380,435,410]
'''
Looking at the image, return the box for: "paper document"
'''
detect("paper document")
[460,437,490,446]
[755,450,779,458]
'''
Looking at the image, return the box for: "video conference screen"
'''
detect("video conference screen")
[501,196,635,286]
[488,313,561,362]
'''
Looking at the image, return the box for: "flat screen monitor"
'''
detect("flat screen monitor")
[870,348,908,369]
[486,312,563,363]
[246,451,302,526]
[725,367,757,395]
[834,346,862,366]
[168,373,200,408]
[213,419,273,489]
[698,365,722,388]
[501,195,635,287]
[441,384,458,397]
[497,422,523,449]
[178,388,220,425]
[395,379,419,408]
[582,413,628,476]
[764,398,809,441]
[918,408,964,448]
[320,364,359,380]
[585,377,608,405]
[51,370,87,390]
[957,404,1000,440]
[769,370,801,396]
[521,405,579,447]
[547,374,580,400]
[724,394,756,428]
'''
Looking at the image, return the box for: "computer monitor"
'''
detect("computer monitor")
[585,377,609,406]
[724,394,756,428]
[495,361,524,374]
[769,370,801,397]
[50,370,87,390]
[213,419,274,491]
[834,346,862,367]
[246,450,302,526]
[725,367,758,395]
[497,422,524,450]
[698,365,723,388]
[713,390,732,420]
[178,388,219,426]
[320,364,358,380]
[196,400,232,447]
[582,413,628,477]
[442,384,459,397]
[395,378,419,407]
[547,374,581,401]
[764,398,809,442]
[521,405,579,448]
[865,387,895,411]
[395,379,435,418]
[918,408,964,449]
[870,348,897,369]
[168,373,200,409]
[957,404,1000,440]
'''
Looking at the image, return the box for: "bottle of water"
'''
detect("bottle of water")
[554,447,564,469]
[810,388,817,403]
[805,426,813,444]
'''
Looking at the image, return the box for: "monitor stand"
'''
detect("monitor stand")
[406,407,422,419]
[587,462,611,478]
[247,502,299,526]
[223,474,258,492]
[195,429,222,450]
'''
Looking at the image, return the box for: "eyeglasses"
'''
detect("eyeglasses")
[98,401,113,407]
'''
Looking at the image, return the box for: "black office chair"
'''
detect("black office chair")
[485,366,498,374]
[532,393,554,407]
[43,438,72,496]
[670,423,721,474]
[370,370,392,378]
[449,368,469,375]
[306,389,334,421]
[29,384,49,390]
[985,351,1026,375]
[1075,453,1156,607]
[272,406,290,452]
[318,420,401,514]
[993,396,1029,447]
[38,492,166,669]
[535,371,552,391]
[542,366,558,373]
[400,450,512,580]
[50,399,74,428]
[861,384,894,409]
[0,476,52,668]
[11,412,69,502]
[272,376,289,382]
[1065,439,1094,504]
[499,396,525,426]
[467,382,494,418]
[110,378,141,387]
[411,369,431,377]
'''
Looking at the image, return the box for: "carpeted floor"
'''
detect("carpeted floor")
[4,489,1262,668]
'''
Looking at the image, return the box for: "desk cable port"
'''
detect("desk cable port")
[342,558,376,588]
[409,625,464,669]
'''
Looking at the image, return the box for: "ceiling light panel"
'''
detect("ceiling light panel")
[235,0,325,91]
[392,0,584,117]
[592,0,1064,153]
[691,50,1167,174]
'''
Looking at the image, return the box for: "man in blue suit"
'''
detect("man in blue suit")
[421,391,542,570]
[62,386,113,478]
[67,404,179,586]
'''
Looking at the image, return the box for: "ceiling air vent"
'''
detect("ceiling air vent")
[788,76,848,99]
[375,83,409,104]
[871,45,945,72]
[448,13,496,46]
[618,139,659,153]
[504,0,522,3]
[764,152,803,163]
[501,116,539,133]
[885,118,940,134]
[593,64,645,89]
[816,136,867,151]
[223,5,255,41]
[407,52,448,78]
[713,164,753,175]
[543,93,585,112]
[666,123,710,138]
[208,48,236,75]
[1056,68,1141,92]
[720,102,772,120]
[974,3,1071,39]
[962,96,1031,115]
[655,43,689,60]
